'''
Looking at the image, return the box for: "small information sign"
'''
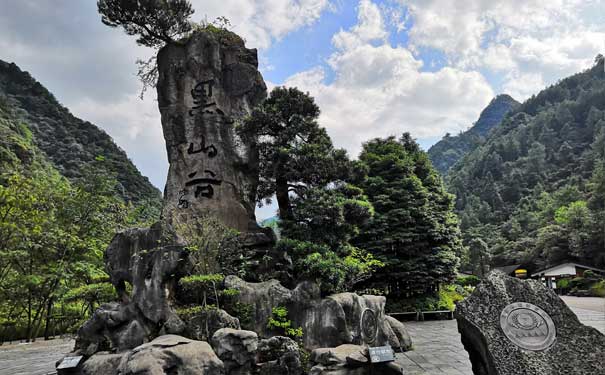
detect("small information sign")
[57,356,84,370]
[368,345,395,363]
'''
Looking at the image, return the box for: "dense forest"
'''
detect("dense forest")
[0,60,162,207]
[0,61,161,341]
[446,57,605,272]
[428,94,519,175]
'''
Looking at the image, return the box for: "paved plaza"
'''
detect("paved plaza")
[0,297,603,375]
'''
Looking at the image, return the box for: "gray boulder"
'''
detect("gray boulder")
[75,223,189,355]
[119,335,224,375]
[384,316,412,352]
[184,308,240,341]
[225,276,396,350]
[309,345,402,375]
[79,353,124,375]
[257,336,303,375]
[456,270,605,375]
[77,335,224,375]
[211,328,258,375]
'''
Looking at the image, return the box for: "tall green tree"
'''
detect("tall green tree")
[353,134,462,297]
[0,160,127,341]
[239,87,350,220]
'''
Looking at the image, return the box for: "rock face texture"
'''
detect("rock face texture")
[257,336,303,375]
[211,328,258,375]
[456,270,605,375]
[80,335,225,375]
[156,30,266,232]
[309,345,403,375]
[224,276,407,350]
[75,223,190,355]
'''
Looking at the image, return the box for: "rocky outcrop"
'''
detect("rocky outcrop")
[309,345,403,375]
[79,335,224,374]
[75,223,190,355]
[184,308,241,341]
[224,276,404,350]
[257,336,303,375]
[211,328,258,375]
[156,29,266,233]
[384,316,412,352]
[456,270,605,375]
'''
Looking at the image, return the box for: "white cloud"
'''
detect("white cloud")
[399,0,605,100]
[190,0,331,49]
[284,0,494,157]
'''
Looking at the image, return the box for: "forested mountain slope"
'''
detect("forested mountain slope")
[0,60,161,206]
[428,94,519,175]
[448,58,605,271]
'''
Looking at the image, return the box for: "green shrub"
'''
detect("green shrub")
[179,274,224,306]
[266,306,303,339]
[590,280,605,297]
[455,275,480,287]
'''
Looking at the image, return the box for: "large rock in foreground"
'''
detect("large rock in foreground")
[456,270,605,375]
[79,335,224,375]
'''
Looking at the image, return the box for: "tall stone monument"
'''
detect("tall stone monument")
[157,30,266,232]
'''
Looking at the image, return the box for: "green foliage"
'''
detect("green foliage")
[97,0,194,48]
[0,164,130,341]
[387,284,468,312]
[0,60,162,209]
[239,87,352,220]
[266,306,303,339]
[428,95,519,175]
[179,274,224,307]
[230,302,253,329]
[176,215,245,277]
[455,275,481,287]
[63,283,116,306]
[590,280,605,297]
[353,134,462,297]
[277,239,382,295]
[448,61,605,270]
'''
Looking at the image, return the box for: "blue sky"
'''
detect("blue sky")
[0,0,603,219]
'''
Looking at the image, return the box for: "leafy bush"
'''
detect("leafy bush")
[590,280,605,297]
[386,284,468,312]
[266,306,303,339]
[179,274,224,307]
[278,239,382,295]
[455,275,481,287]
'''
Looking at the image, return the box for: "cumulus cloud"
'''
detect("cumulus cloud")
[400,0,605,99]
[190,0,331,49]
[0,1,331,189]
[284,0,494,157]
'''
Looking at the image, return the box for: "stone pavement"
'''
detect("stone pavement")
[396,320,472,375]
[0,338,72,375]
[0,297,602,375]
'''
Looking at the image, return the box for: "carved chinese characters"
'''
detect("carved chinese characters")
[156,30,267,231]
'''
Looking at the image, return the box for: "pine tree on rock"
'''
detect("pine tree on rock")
[239,87,350,221]
[353,134,462,297]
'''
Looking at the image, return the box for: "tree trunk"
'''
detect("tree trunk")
[276,175,291,220]
[43,298,53,340]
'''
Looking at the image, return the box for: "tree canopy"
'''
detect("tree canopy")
[353,134,462,297]
[97,0,194,48]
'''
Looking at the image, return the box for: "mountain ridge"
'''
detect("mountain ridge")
[428,94,520,175]
[0,59,162,206]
